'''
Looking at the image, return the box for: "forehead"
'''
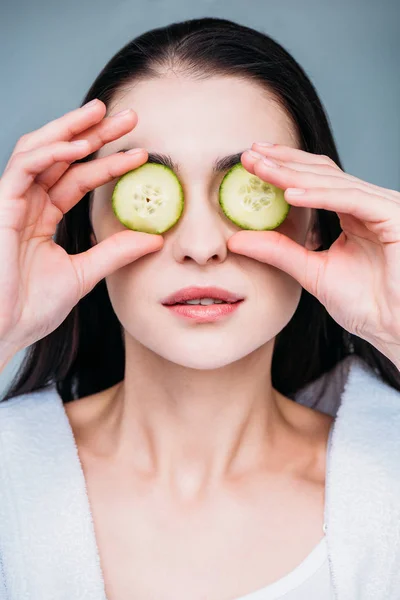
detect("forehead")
[101,75,298,162]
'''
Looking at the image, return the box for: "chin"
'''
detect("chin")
[145,333,270,370]
[164,352,244,370]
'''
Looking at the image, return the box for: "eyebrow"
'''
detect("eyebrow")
[119,149,246,173]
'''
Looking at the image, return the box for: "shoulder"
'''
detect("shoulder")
[338,355,400,420]
[295,354,400,419]
[330,355,400,490]
[326,358,400,594]
[0,384,58,411]
[0,384,80,513]
[0,385,61,433]
[0,385,65,479]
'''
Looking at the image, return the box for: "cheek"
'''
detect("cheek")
[104,256,155,326]
[249,261,303,337]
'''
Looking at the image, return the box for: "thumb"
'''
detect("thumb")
[227,230,324,296]
[71,230,164,297]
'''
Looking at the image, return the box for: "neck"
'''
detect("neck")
[77,337,299,503]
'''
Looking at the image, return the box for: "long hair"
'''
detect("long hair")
[3,17,400,403]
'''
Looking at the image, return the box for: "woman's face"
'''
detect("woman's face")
[92,75,316,369]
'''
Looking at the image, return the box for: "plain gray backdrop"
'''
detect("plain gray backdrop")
[0,0,399,395]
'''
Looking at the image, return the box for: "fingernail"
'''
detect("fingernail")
[286,188,306,195]
[254,141,274,147]
[247,150,264,159]
[112,109,132,118]
[71,139,89,146]
[83,99,98,109]
[125,148,144,155]
[262,157,279,168]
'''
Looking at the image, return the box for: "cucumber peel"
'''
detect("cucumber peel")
[219,163,290,230]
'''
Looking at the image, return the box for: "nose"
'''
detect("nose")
[171,189,229,265]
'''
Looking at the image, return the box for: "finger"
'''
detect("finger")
[0,141,91,199]
[250,157,356,192]
[227,229,324,296]
[284,187,398,224]
[249,144,398,201]
[49,149,148,212]
[251,142,340,168]
[249,158,397,212]
[34,161,72,191]
[242,151,396,203]
[37,109,138,191]
[71,230,164,297]
[243,150,355,184]
[242,151,335,175]
[8,100,106,160]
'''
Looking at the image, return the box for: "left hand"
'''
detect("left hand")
[227,142,400,364]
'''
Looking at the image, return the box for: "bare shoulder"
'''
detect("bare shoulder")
[276,387,334,433]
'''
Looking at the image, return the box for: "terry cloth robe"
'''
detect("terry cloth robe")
[0,354,399,599]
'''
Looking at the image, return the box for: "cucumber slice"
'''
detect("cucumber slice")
[112,163,184,234]
[219,163,290,230]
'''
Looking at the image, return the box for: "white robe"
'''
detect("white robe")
[0,355,399,599]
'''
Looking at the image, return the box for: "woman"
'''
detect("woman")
[0,16,399,600]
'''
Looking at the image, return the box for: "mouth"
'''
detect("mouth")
[167,299,242,306]
[163,301,243,322]
[161,286,245,306]
[161,286,245,322]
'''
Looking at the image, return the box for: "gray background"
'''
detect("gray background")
[0,0,399,395]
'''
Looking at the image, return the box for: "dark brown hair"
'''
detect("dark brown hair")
[3,17,400,403]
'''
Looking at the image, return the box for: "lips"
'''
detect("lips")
[161,286,244,305]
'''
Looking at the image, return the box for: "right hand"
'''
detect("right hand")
[0,99,163,364]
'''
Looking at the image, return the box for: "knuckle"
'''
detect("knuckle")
[91,130,108,149]
[73,172,92,196]
[106,162,121,181]
[66,123,80,139]
[14,133,32,151]
[320,154,336,167]
[346,188,361,200]
[95,155,120,181]
[8,152,26,169]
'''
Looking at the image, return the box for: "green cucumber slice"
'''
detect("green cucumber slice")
[112,163,184,234]
[219,163,290,230]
